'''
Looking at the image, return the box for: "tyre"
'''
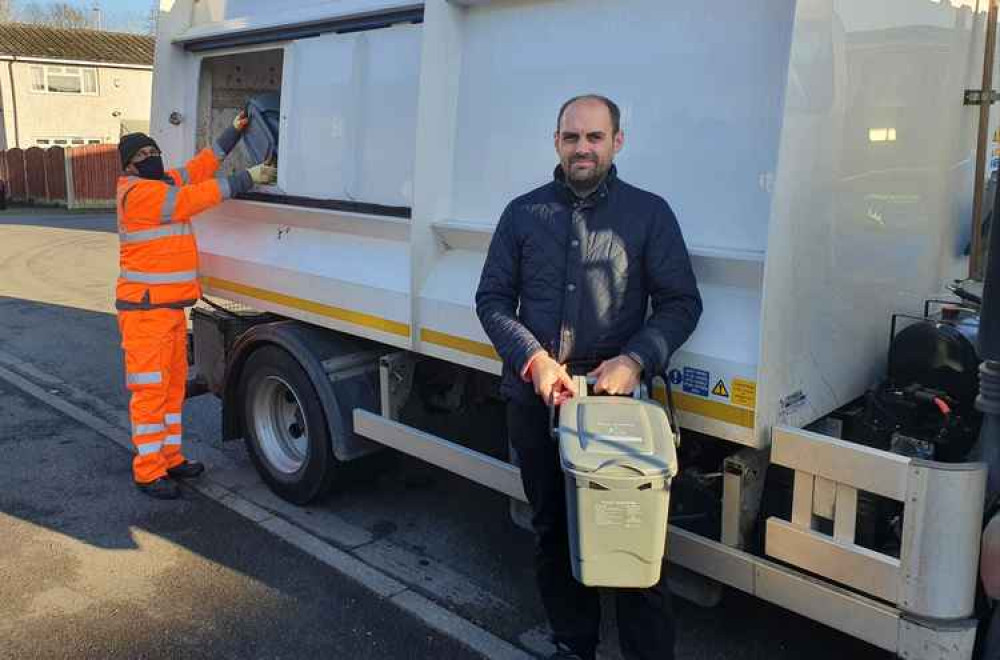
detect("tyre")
[239,345,337,504]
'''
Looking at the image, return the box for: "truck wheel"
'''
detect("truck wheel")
[239,345,336,504]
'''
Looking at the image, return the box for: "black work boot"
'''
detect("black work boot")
[166,460,205,480]
[136,477,180,500]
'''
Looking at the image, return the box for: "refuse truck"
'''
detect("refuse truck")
[150,1,1000,657]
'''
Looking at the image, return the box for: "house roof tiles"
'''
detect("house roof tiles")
[0,22,153,66]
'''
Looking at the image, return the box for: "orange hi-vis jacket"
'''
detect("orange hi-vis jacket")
[116,145,236,311]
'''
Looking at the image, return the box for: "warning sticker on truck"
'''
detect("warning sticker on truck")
[731,379,757,409]
[682,367,710,397]
[660,356,757,428]
[712,379,729,398]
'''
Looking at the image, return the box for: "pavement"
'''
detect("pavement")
[0,208,892,659]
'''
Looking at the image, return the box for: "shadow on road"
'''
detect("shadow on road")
[0,207,116,231]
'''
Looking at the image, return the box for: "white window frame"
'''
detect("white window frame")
[36,137,103,146]
[28,64,99,96]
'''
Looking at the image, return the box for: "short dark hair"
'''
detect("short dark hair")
[556,95,621,135]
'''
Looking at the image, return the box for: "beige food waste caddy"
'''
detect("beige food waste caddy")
[558,385,678,588]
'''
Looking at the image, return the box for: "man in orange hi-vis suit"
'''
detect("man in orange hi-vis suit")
[117,113,276,499]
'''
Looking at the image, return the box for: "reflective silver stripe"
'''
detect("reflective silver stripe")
[165,413,182,425]
[136,441,163,456]
[217,176,232,200]
[133,423,165,436]
[212,141,226,160]
[120,269,197,284]
[164,434,182,446]
[161,186,179,223]
[126,371,162,385]
[177,167,190,184]
[119,223,192,244]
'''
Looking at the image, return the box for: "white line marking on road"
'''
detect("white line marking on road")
[0,358,132,453]
[393,590,534,660]
[217,492,274,524]
[356,538,516,611]
[518,625,557,658]
[0,349,537,660]
[258,516,409,599]
[238,482,374,548]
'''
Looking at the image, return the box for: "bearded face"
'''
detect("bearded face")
[555,99,623,195]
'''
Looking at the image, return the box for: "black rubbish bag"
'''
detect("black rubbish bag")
[242,92,281,165]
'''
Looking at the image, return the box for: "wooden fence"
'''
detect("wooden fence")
[0,144,119,209]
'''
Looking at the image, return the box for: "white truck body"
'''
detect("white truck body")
[151,1,995,657]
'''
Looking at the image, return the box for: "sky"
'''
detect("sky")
[79,0,157,34]
[15,0,158,34]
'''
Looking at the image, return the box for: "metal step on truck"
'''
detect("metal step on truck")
[151,0,1000,657]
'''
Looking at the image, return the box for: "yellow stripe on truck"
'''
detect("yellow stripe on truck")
[670,391,755,429]
[202,275,755,429]
[201,276,411,338]
[420,328,501,360]
[420,333,753,428]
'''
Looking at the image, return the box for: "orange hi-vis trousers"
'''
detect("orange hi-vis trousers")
[118,308,189,484]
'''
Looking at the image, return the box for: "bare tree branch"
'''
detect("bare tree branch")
[17,1,95,29]
[143,0,158,35]
[0,0,15,23]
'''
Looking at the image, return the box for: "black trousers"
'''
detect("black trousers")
[508,400,675,660]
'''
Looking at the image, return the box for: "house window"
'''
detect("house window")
[30,66,44,91]
[29,65,99,95]
[37,136,102,146]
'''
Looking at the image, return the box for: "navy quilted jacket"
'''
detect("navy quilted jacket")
[476,166,702,404]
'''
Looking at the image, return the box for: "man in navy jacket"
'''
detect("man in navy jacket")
[476,95,702,660]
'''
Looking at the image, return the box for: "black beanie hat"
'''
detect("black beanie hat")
[118,133,160,170]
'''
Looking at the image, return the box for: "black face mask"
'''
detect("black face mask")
[134,155,165,180]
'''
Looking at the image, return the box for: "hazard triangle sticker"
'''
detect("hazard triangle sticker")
[712,379,730,398]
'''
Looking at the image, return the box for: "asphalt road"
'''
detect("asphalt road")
[0,208,890,659]
[0,378,481,660]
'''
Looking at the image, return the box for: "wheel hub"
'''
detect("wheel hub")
[250,375,309,475]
